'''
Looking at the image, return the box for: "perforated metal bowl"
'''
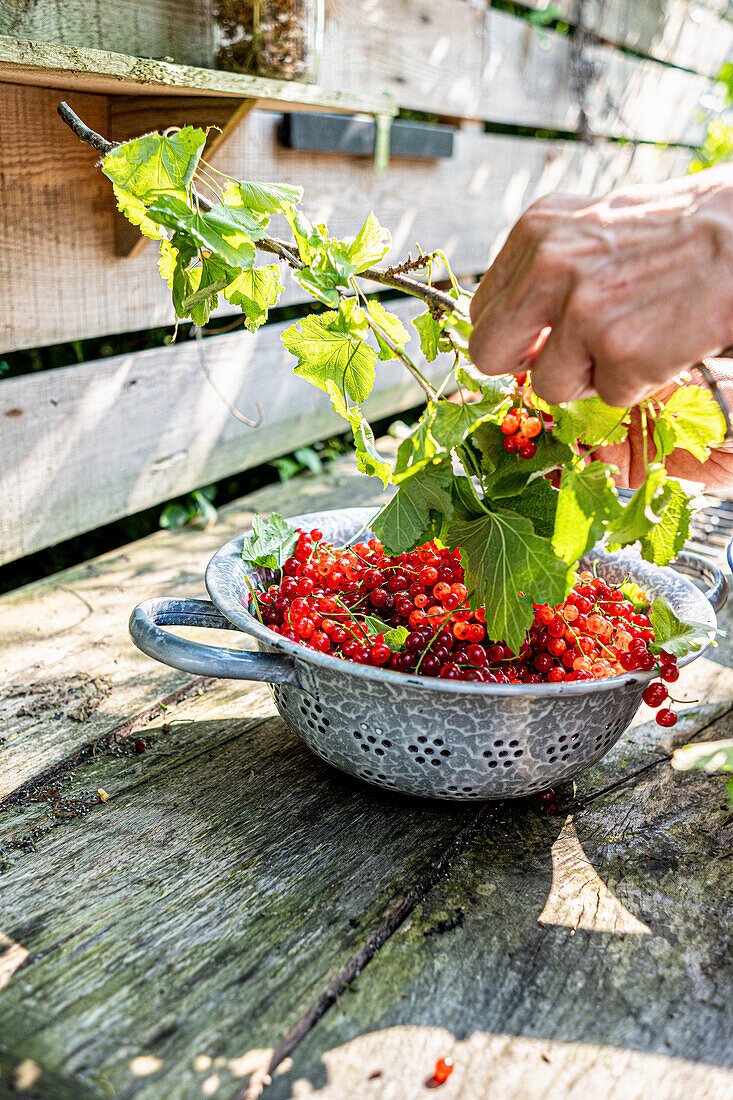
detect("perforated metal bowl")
[129,508,725,801]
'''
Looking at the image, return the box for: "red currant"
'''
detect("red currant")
[656,708,677,727]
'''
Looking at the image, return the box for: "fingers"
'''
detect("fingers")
[530,325,595,405]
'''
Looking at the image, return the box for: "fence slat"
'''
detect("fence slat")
[518,0,733,80]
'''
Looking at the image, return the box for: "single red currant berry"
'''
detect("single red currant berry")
[656,708,678,727]
[642,682,668,708]
[432,1057,454,1084]
[523,416,542,438]
[660,664,679,683]
[500,414,520,435]
[518,440,537,460]
[502,434,520,453]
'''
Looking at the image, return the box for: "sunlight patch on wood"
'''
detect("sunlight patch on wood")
[538,816,651,935]
[0,932,29,991]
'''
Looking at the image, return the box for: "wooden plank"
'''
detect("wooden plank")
[0,677,479,1098]
[0,0,215,69]
[0,297,450,566]
[0,34,396,115]
[0,82,690,352]
[266,703,733,1100]
[479,10,710,143]
[518,0,733,80]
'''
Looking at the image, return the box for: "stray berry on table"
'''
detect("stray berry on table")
[431,1057,454,1085]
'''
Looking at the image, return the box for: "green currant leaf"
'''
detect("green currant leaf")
[348,212,391,271]
[241,513,298,569]
[350,416,394,487]
[147,195,256,268]
[672,739,733,775]
[475,425,574,499]
[606,465,670,550]
[295,268,341,307]
[450,475,485,522]
[552,461,622,564]
[657,385,726,461]
[282,311,376,407]
[223,264,284,330]
[224,179,303,215]
[393,415,441,481]
[383,625,410,651]
[412,311,441,362]
[648,595,718,658]
[113,185,166,241]
[283,204,329,263]
[447,509,572,655]
[363,615,393,635]
[500,477,559,540]
[102,127,206,201]
[372,460,454,554]
[551,396,630,447]
[366,299,410,360]
[638,477,693,566]
[430,388,514,452]
[619,580,650,611]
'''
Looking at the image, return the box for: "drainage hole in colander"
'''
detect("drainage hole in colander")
[440,749,451,757]
[509,739,519,747]
[408,745,418,753]
[434,738,444,746]
[353,731,362,739]
[503,761,512,768]
[375,727,383,735]
[382,739,392,748]
[513,749,523,757]
[417,735,428,744]
[367,735,377,744]
[561,752,571,761]
[488,760,498,769]
[424,747,434,756]
[482,749,492,759]
[498,750,509,758]
[415,755,425,763]
[548,755,558,763]
[374,748,385,756]
[494,739,504,747]
[545,745,556,756]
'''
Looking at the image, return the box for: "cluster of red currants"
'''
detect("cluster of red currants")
[498,374,553,460]
[251,530,678,723]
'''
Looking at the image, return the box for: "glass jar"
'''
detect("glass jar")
[215,0,324,83]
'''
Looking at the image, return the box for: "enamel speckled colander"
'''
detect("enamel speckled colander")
[129,508,725,801]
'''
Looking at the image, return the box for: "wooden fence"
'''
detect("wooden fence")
[0,0,726,564]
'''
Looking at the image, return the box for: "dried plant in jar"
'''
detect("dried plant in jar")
[215,0,323,82]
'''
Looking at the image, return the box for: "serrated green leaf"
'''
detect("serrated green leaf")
[606,466,670,550]
[501,477,559,540]
[393,415,441,481]
[363,615,393,635]
[456,366,515,402]
[552,461,622,564]
[620,580,650,611]
[282,311,376,407]
[147,195,256,268]
[639,478,693,566]
[412,311,441,362]
[383,625,410,650]
[551,396,630,447]
[350,416,394,486]
[113,185,166,241]
[283,203,329,264]
[223,264,284,329]
[102,127,206,201]
[430,388,514,452]
[348,212,391,271]
[372,460,453,554]
[295,268,341,307]
[447,509,572,654]
[225,179,303,215]
[672,739,733,774]
[658,385,726,462]
[241,513,298,569]
[649,595,718,658]
[475,425,574,499]
[367,299,409,360]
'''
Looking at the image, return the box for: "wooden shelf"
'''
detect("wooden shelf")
[0,35,397,116]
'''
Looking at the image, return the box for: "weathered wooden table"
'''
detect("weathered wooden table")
[2,451,732,1100]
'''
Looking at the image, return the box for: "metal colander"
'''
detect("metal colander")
[129,508,725,801]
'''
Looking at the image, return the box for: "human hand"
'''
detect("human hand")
[592,361,733,492]
[468,167,733,408]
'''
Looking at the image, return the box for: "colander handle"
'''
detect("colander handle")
[672,552,728,613]
[129,597,301,684]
